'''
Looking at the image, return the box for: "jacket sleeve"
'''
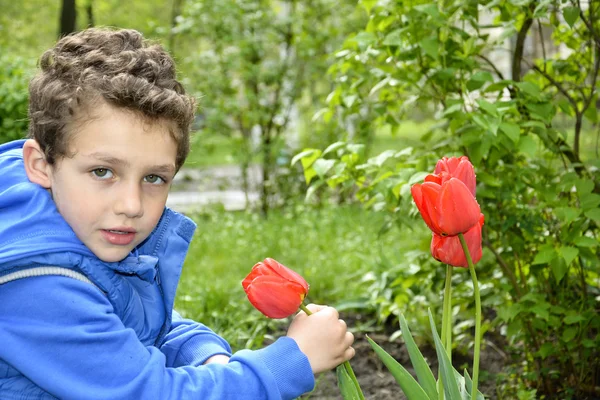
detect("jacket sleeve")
[0,276,315,400]
[159,310,232,367]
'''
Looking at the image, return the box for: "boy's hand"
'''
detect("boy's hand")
[286,304,355,374]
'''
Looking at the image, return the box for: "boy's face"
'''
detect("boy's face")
[48,103,178,262]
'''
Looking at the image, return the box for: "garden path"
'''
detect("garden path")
[166,165,261,212]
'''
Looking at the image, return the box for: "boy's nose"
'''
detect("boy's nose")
[114,183,144,218]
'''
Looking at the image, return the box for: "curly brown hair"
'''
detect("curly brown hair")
[28,27,196,170]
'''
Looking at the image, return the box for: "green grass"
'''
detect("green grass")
[174,205,418,351]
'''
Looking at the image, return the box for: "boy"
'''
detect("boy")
[0,28,354,399]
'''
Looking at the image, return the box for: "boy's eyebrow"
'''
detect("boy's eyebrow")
[87,152,176,175]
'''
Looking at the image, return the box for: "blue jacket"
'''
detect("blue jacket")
[0,140,314,399]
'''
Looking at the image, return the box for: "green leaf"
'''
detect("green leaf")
[563,6,580,28]
[466,71,493,91]
[359,0,377,14]
[563,314,586,325]
[383,28,406,46]
[584,208,600,223]
[303,169,317,186]
[526,102,554,121]
[305,180,325,201]
[553,207,581,224]
[419,37,439,59]
[399,315,438,400]
[312,159,336,178]
[518,136,537,157]
[550,257,568,282]
[353,31,377,48]
[291,149,319,167]
[529,305,550,321]
[532,245,556,265]
[580,193,600,211]
[336,364,362,400]
[538,342,556,359]
[464,370,485,400]
[575,179,594,195]
[428,310,462,400]
[515,81,541,98]
[414,4,443,21]
[499,122,521,143]
[559,246,579,266]
[584,102,598,123]
[476,99,498,116]
[343,95,358,108]
[562,326,578,342]
[366,336,429,400]
[323,142,346,156]
[573,236,598,248]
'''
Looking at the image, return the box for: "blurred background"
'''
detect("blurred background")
[1,1,599,398]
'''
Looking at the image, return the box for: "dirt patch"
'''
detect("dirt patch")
[298,329,507,399]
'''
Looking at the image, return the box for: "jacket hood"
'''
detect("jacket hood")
[0,140,196,282]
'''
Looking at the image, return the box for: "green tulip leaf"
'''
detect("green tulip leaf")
[336,364,362,400]
[428,310,462,400]
[399,314,438,400]
[366,336,429,400]
[464,369,485,400]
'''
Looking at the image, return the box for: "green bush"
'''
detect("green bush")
[0,54,32,144]
[296,1,600,397]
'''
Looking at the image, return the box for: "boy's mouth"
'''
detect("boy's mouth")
[101,228,136,246]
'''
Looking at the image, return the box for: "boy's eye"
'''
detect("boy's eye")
[144,174,165,184]
[92,168,113,179]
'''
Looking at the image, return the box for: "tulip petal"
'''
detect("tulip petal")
[437,178,480,236]
[431,214,484,267]
[434,156,476,196]
[423,174,442,185]
[412,183,443,234]
[245,276,307,318]
[242,262,271,290]
[452,161,476,196]
[263,258,309,292]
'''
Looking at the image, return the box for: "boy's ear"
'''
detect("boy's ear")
[23,139,53,189]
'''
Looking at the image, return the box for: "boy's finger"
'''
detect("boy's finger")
[304,303,326,314]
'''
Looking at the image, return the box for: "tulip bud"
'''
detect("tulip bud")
[242,258,309,319]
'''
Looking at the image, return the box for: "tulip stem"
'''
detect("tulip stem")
[438,264,453,400]
[441,264,452,360]
[300,302,365,400]
[458,233,481,400]
[300,303,312,315]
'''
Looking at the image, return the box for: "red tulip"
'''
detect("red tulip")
[411,177,481,236]
[431,214,484,268]
[433,156,476,196]
[242,258,309,319]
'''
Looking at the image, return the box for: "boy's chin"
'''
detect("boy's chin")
[92,248,134,263]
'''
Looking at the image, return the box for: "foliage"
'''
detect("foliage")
[173,0,364,215]
[0,54,33,144]
[296,0,600,397]
[175,205,412,350]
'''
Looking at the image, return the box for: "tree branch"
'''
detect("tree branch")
[476,54,505,80]
[512,4,536,81]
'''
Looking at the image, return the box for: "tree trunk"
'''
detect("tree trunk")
[59,0,77,38]
[260,136,272,217]
[86,0,94,27]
